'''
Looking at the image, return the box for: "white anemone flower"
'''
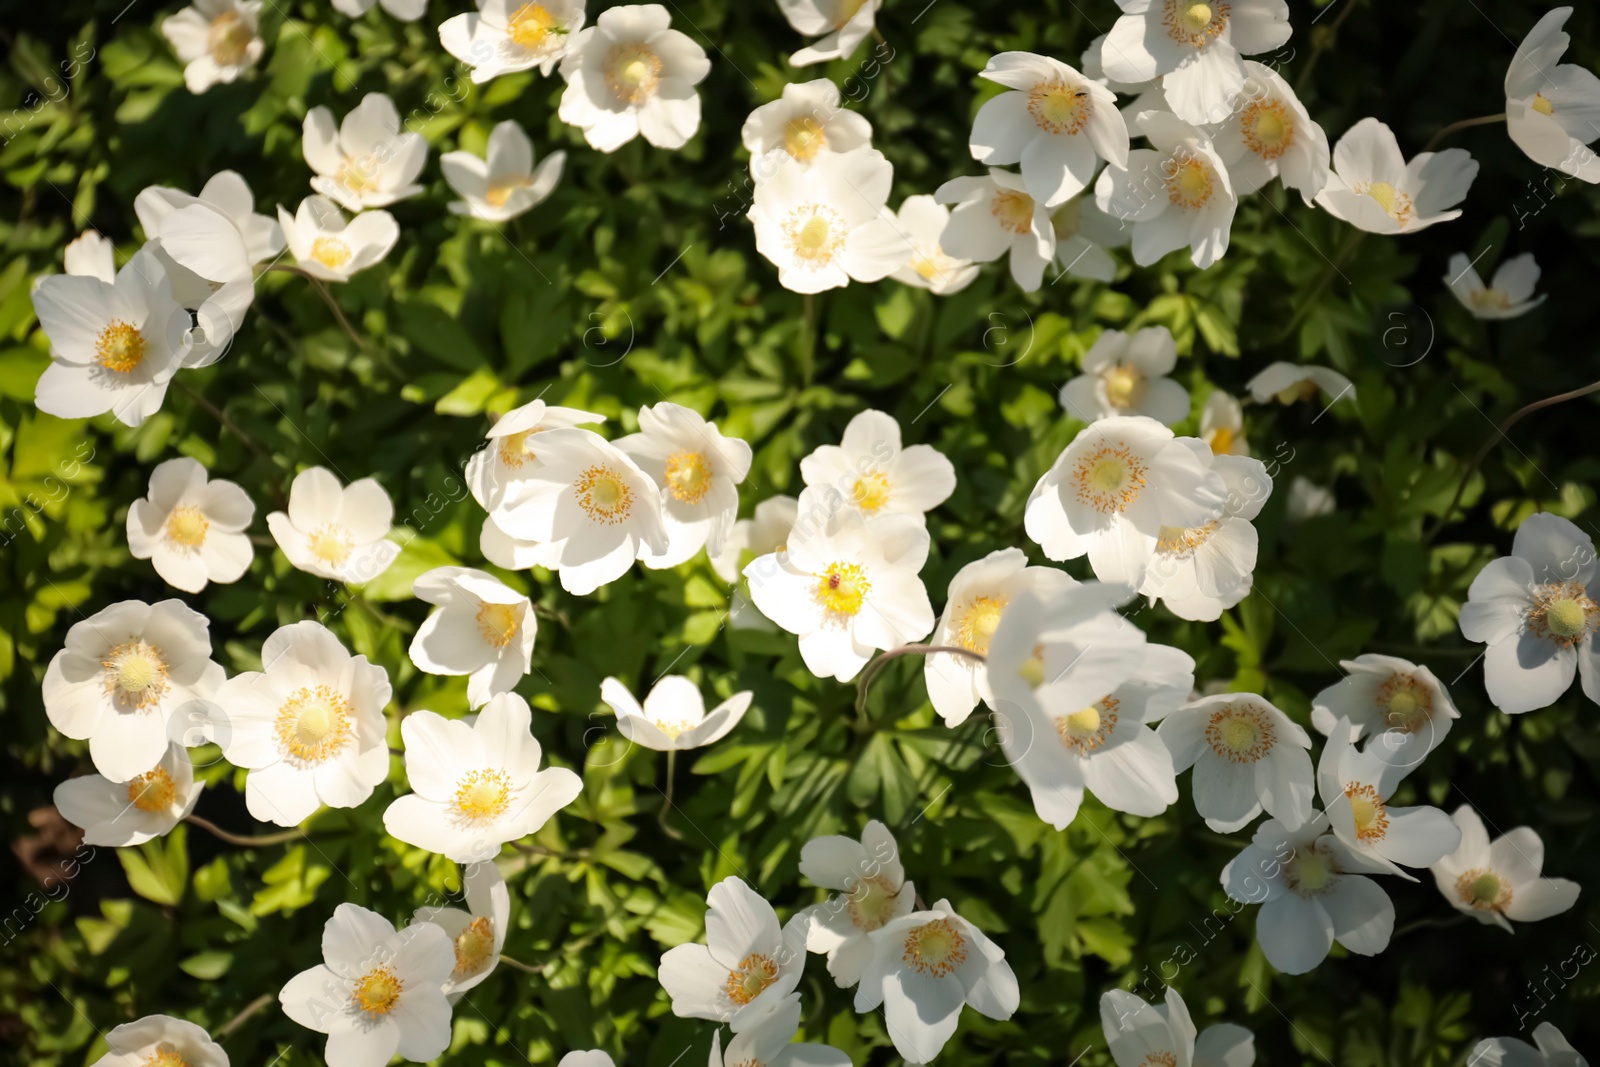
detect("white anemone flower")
[1082,33,1159,97]
[43,599,225,784]
[162,0,264,94]
[749,146,908,293]
[854,898,1019,1064]
[443,120,566,222]
[887,195,981,295]
[441,0,585,83]
[985,584,1148,724]
[1200,390,1248,456]
[1458,512,1600,713]
[1316,720,1461,879]
[1205,62,1329,204]
[615,401,753,568]
[54,743,202,847]
[127,457,255,594]
[409,567,537,709]
[742,78,873,176]
[778,0,881,67]
[600,675,751,752]
[1157,692,1314,833]
[280,903,454,1067]
[267,466,400,585]
[1050,192,1127,283]
[63,230,115,282]
[558,4,710,152]
[384,693,583,863]
[1315,118,1478,235]
[413,861,512,998]
[709,993,850,1067]
[1244,361,1353,405]
[90,1016,228,1067]
[1100,986,1256,1067]
[1431,806,1580,933]
[333,0,427,18]
[712,495,799,585]
[1058,325,1190,426]
[1095,109,1237,269]
[213,621,391,827]
[797,820,915,987]
[797,408,956,524]
[1138,446,1272,622]
[935,168,1056,291]
[303,93,427,211]
[1285,476,1336,521]
[277,196,400,283]
[466,398,607,516]
[1024,414,1227,587]
[1471,1023,1589,1067]
[1446,252,1545,320]
[1310,654,1459,770]
[1505,7,1600,184]
[658,876,808,1032]
[135,170,284,270]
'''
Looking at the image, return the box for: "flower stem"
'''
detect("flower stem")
[185,813,307,847]
[267,264,370,352]
[854,644,987,726]
[172,379,277,469]
[1422,113,1506,153]
[658,748,684,841]
[801,293,818,385]
[217,993,275,1040]
[496,953,544,974]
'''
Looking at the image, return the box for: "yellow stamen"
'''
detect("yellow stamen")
[783,116,826,161]
[784,205,846,267]
[452,769,513,823]
[851,470,891,513]
[1203,702,1276,763]
[506,2,560,50]
[1055,698,1118,755]
[902,918,967,976]
[991,189,1036,235]
[723,953,778,1005]
[816,561,870,616]
[1345,782,1388,842]
[139,1042,191,1067]
[953,595,1008,655]
[847,874,900,931]
[274,684,354,765]
[1102,365,1145,410]
[1241,99,1295,160]
[1071,441,1148,514]
[95,321,146,374]
[573,464,634,524]
[352,965,403,1016]
[665,450,714,504]
[307,523,354,567]
[310,237,353,270]
[207,11,254,67]
[476,601,521,649]
[101,640,171,711]
[165,505,209,549]
[1455,867,1512,912]
[1027,81,1093,136]
[453,915,497,975]
[1532,93,1554,116]
[127,766,178,813]
[604,43,662,105]
[1167,154,1215,209]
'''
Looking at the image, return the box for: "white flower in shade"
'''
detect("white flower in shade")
[1315,118,1478,235]
[711,495,800,585]
[1431,806,1580,933]
[659,876,808,1032]
[479,513,565,573]
[1200,390,1248,456]
[413,861,511,998]
[1095,110,1237,269]
[924,547,1078,727]
[1505,8,1600,184]
[409,567,536,709]
[1471,1023,1589,1067]
[440,0,587,83]
[778,0,881,67]
[1446,252,1545,320]
[1205,62,1329,204]
[135,170,285,279]
[1310,654,1459,769]
[277,196,400,283]
[303,94,427,212]
[54,743,202,847]
[709,993,850,1067]
[1139,447,1271,622]
[43,599,225,784]
[213,621,390,826]
[384,693,582,862]
[1285,476,1335,522]
[972,52,1129,208]
[267,466,400,584]
[443,121,565,223]
[30,244,187,427]
[1050,193,1127,283]
[985,583,1147,720]
[742,78,873,176]
[1100,986,1256,1067]
[600,676,751,752]
[797,820,915,987]
[90,1016,227,1067]
[614,401,753,568]
[127,457,255,594]
[1082,33,1157,97]
[466,398,607,516]
[161,0,264,94]
[333,0,426,18]
[558,4,710,152]
[745,488,934,683]
[63,230,115,282]
[1059,326,1190,426]
[935,168,1056,291]
[1316,720,1460,879]
[1158,692,1314,833]
[854,898,1019,1064]
[1100,0,1291,125]
[1244,361,1353,405]
[887,195,980,295]
[749,146,907,293]
[1458,513,1600,714]
[798,408,956,524]
[280,903,454,1067]
[1024,414,1227,587]
[1221,812,1395,975]
[561,1054,617,1067]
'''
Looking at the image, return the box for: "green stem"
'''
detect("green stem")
[1422,113,1506,154]
[801,293,818,386]
[854,645,987,727]
[217,993,274,1040]
[268,264,370,352]
[1271,229,1365,344]
[658,748,684,841]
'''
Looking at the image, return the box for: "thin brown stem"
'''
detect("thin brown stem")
[268,264,370,351]
[855,645,987,725]
[496,953,543,974]
[217,993,274,1040]
[185,813,307,848]
[1294,0,1360,91]
[172,379,273,463]
[1422,113,1506,153]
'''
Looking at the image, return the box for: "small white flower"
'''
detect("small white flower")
[558,4,710,153]
[466,397,607,515]
[267,466,400,584]
[161,0,264,94]
[303,93,427,211]
[797,820,915,987]
[413,861,512,998]
[90,1015,228,1067]
[135,170,285,269]
[749,146,908,293]
[1158,692,1314,833]
[441,0,587,83]
[127,457,255,594]
[1206,62,1329,204]
[409,567,537,709]
[887,195,980,295]
[1081,33,1158,98]
[1244,360,1353,405]
[1316,719,1461,879]
[798,408,956,524]
[935,168,1056,291]
[63,230,115,283]
[1315,117,1478,234]
[1095,109,1237,269]
[742,78,873,176]
[1285,476,1335,521]
[600,675,751,751]
[658,876,807,1031]
[1471,1022,1589,1067]
[1432,806,1580,933]
[1059,325,1190,425]
[709,993,850,1067]
[1199,390,1248,456]
[1139,447,1272,622]
[1310,654,1459,769]
[1445,251,1545,320]
[615,401,753,568]
[54,743,202,847]
[443,120,565,222]
[1050,192,1127,283]
[985,584,1148,725]
[277,196,400,283]
[778,0,881,68]
[1100,986,1256,1067]
[711,495,800,586]
[1505,7,1600,184]
[333,0,427,18]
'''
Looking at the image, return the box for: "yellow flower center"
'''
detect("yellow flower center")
[95,320,146,374]
[1155,521,1220,562]
[1102,365,1145,409]
[453,915,497,975]
[207,11,254,66]
[784,205,846,267]
[310,236,353,270]
[476,601,521,649]
[1345,782,1388,842]
[1529,583,1599,647]
[497,428,543,468]
[353,965,403,1016]
[851,470,892,513]
[101,640,171,710]
[991,189,1036,235]
[1241,98,1295,160]
[485,175,532,208]
[816,561,870,616]
[307,523,354,567]
[1456,868,1513,912]
[954,595,1008,655]
[847,874,900,931]
[833,0,868,28]
[1071,441,1147,514]
[1207,426,1236,455]
[902,918,967,976]
[1167,154,1216,209]
[139,1042,191,1067]
[1285,841,1339,897]
[1139,1055,1178,1067]
[665,450,714,504]
[1358,181,1415,228]
[452,768,513,823]
[1017,643,1047,689]
[165,505,209,549]
[1377,673,1433,733]
[1056,697,1118,755]
[1203,703,1276,763]
[336,161,378,197]
[724,953,779,1005]
[506,2,560,50]
[1532,93,1554,116]
[783,116,826,161]
[1166,0,1228,45]
[127,766,178,813]
[1027,80,1093,136]
[275,684,354,765]
[605,43,663,105]
[574,464,634,524]
[1470,286,1512,311]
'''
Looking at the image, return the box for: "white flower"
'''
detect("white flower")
[409,567,537,709]
[1471,1022,1589,1067]
[1458,512,1600,714]
[1505,8,1600,184]
[1050,193,1127,283]
[745,488,934,683]
[1285,476,1335,521]
[971,52,1130,208]
[797,820,915,987]
[1100,986,1256,1067]
[711,495,799,585]
[615,401,753,568]
[600,675,751,752]
[1024,414,1226,587]
[561,1054,617,1067]
[887,195,980,295]
[1205,61,1328,204]
[267,466,400,584]
[161,0,264,94]
[1315,117,1478,234]
[658,876,807,1031]
[1158,692,1314,833]
[1244,360,1353,405]
[985,583,1147,720]
[1095,109,1237,269]
[1316,719,1460,879]
[1100,0,1291,125]
[303,93,427,211]
[127,457,255,594]
[384,693,582,862]
[798,408,956,524]
[64,230,116,283]
[90,1015,227,1067]
[1310,654,1459,770]
[440,0,587,83]
[1138,448,1271,622]
[709,993,850,1067]
[1059,326,1190,425]
[443,120,565,223]
[54,743,202,847]
[558,4,710,153]
[1446,252,1545,320]
[43,599,225,783]
[1221,812,1394,975]
[214,621,391,827]
[1199,390,1248,456]
[778,0,881,67]
[749,146,908,293]
[466,398,607,516]
[413,861,512,998]
[742,78,873,176]
[1082,33,1158,98]
[333,0,427,18]
[30,244,188,427]
[1432,806,1579,933]
[280,903,454,1067]
[935,168,1056,291]
[854,898,1018,1064]
[277,196,400,283]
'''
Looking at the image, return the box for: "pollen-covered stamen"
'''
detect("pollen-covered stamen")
[1284,839,1340,898]
[783,204,847,268]
[832,0,868,28]
[1167,152,1216,209]
[1203,702,1276,763]
[453,915,497,975]
[127,766,178,813]
[816,561,870,616]
[1138,1055,1178,1067]
[953,594,1008,655]
[353,964,404,1016]
[1155,521,1220,562]
[846,874,900,931]
[497,428,543,468]
[650,715,695,740]
[275,684,354,765]
[991,189,1037,235]
[1527,582,1600,648]
[1207,426,1236,455]
[1532,93,1554,116]
[310,236,353,270]
[207,11,254,66]
[165,505,210,549]
[1241,98,1295,160]
[902,917,968,976]
[783,116,826,161]
[1469,287,1513,312]
[723,953,779,1005]
[604,42,663,105]
[95,320,146,374]
[1377,672,1433,733]
[1164,0,1229,47]
[336,160,379,197]
[452,769,513,823]
[1027,80,1094,135]
[485,175,533,208]
[1345,782,1389,843]
[1018,643,1047,689]
[1055,697,1119,755]
[1101,365,1146,410]
[1455,867,1513,913]
[307,523,355,567]
[1355,181,1415,228]
[665,450,714,504]
[506,2,563,51]
[139,1042,191,1067]
[1272,379,1321,405]
[574,464,635,524]
[1070,441,1148,514]
[476,601,521,649]
[852,470,891,513]
[101,640,171,711]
